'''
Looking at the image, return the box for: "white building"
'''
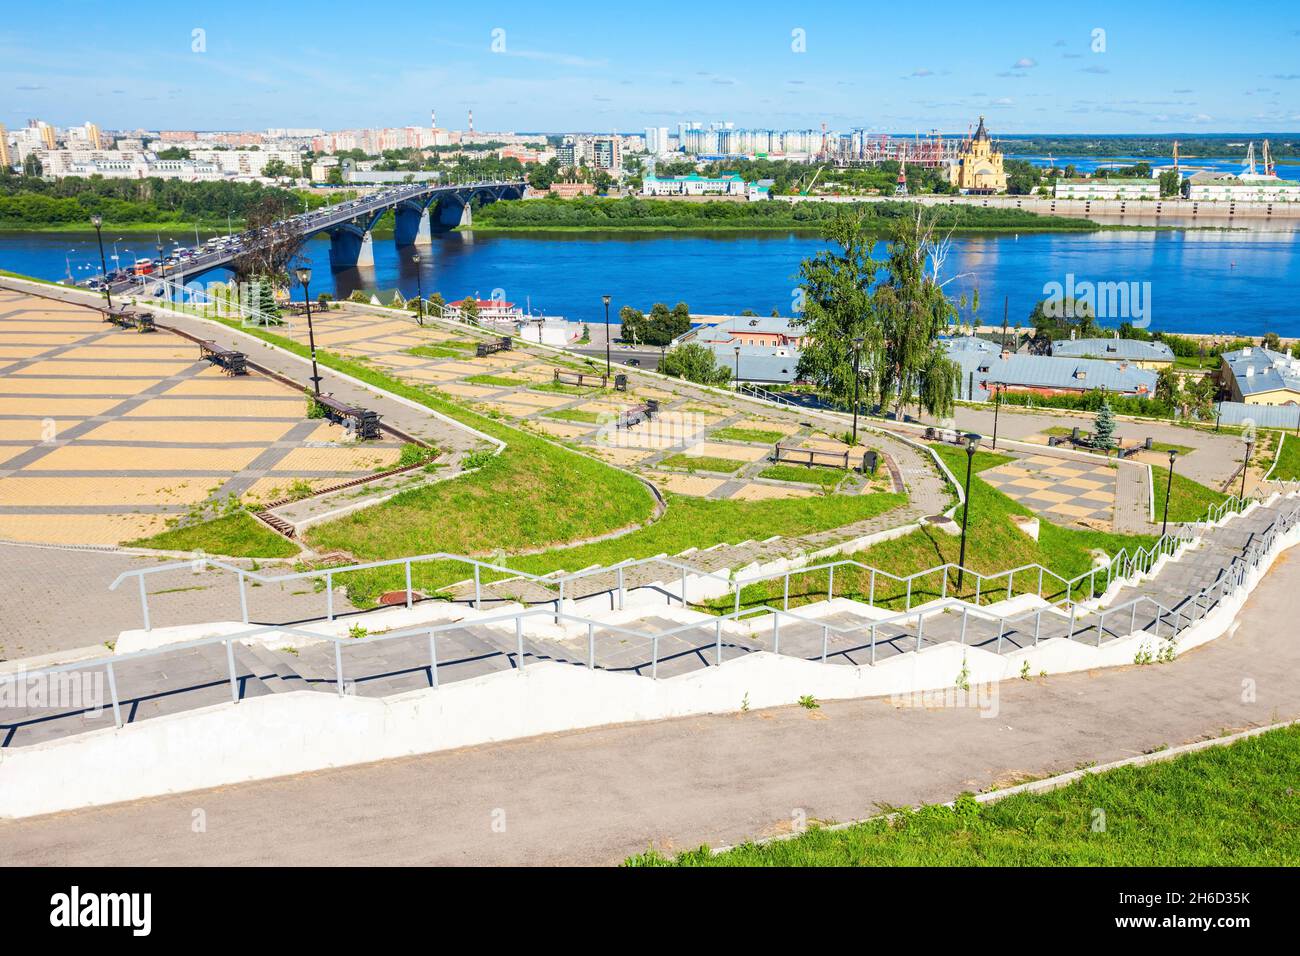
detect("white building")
[1053,178,1160,200]
[641,172,769,199]
[1187,175,1300,203]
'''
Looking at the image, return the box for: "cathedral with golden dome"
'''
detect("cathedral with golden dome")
[947,116,1007,194]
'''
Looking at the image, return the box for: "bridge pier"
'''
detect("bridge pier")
[327,224,375,269]
[435,198,473,229]
[394,200,433,247]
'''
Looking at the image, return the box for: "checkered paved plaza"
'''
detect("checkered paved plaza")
[0,290,403,545]
[979,453,1118,529]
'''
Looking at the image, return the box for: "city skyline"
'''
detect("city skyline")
[4,1,1299,134]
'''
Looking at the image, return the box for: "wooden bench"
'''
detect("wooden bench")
[774,442,878,474]
[553,369,607,389]
[198,340,248,376]
[616,398,660,429]
[475,336,512,357]
[313,393,383,440]
[103,308,154,333]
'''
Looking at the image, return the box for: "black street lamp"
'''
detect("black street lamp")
[1161,449,1177,538]
[733,344,741,385]
[851,336,865,445]
[1241,438,1254,500]
[957,435,980,590]
[412,252,424,326]
[295,266,322,395]
[602,294,612,378]
[90,214,112,309]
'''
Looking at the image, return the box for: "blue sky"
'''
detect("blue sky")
[4,0,1298,134]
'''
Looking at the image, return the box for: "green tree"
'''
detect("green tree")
[1093,399,1116,451]
[872,212,960,420]
[22,154,42,178]
[1154,366,1181,406]
[658,343,732,386]
[791,212,882,406]
[1158,170,1181,198]
[1028,296,1098,351]
[1262,331,1282,351]
[262,158,292,179]
[460,296,479,324]
[620,305,646,344]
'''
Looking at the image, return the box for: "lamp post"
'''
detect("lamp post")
[412,252,424,326]
[1161,449,1177,538]
[851,336,865,445]
[90,214,112,309]
[155,242,165,301]
[295,266,322,395]
[602,294,612,378]
[1241,438,1254,501]
[957,436,980,590]
[991,383,1003,450]
[734,344,741,385]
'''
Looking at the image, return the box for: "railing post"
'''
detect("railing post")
[828,565,835,602]
[715,619,723,666]
[226,639,239,703]
[915,612,924,652]
[1096,610,1106,646]
[783,573,789,611]
[334,642,344,696]
[1067,603,1077,641]
[587,622,595,669]
[1007,570,1014,601]
[617,566,625,610]
[474,565,482,610]
[556,579,564,625]
[772,612,780,654]
[821,625,830,663]
[682,567,689,607]
[1034,609,1042,645]
[652,634,659,679]
[997,618,1005,653]
[869,569,877,605]
[870,623,877,665]
[1129,602,1138,637]
[405,561,413,609]
[905,578,912,611]
[1037,566,1044,597]
[974,575,982,606]
[940,571,948,599]
[516,616,525,672]
[960,606,969,644]
[326,572,334,621]
[237,571,249,624]
[734,582,741,617]
[1089,569,1096,600]
[428,629,439,689]
[105,662,123,729]
[137,574,151,632]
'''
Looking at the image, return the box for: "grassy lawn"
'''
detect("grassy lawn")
[627,725,1300,866]
[127,511,299,558]
[710,426,788,445]
[1269,432,1300,482]
[658,453,750,474]
[542,408,603,424]
[404,344,471,359]
[1150,464,1230,523]
[714,445,1154,612]
[464,373,529,387]
[759,464,851,488]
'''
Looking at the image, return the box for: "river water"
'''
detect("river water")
[3,222,1297,338]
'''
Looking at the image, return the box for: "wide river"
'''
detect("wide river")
[3,222,1298,337]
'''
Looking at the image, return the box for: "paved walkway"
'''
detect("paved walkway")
[2,532,1296,865]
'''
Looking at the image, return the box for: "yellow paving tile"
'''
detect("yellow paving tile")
[0,397,119,416]
[532,420,594,440]
[645,472,726,497]
[59,345,194,360]
[592,446,655,466]
[0,512,170,546]
[438,382,499,399]
[13,360,192,378]
[79,419,298,443]
[506,392,572,408]
[272,445,400,473]
[161,377,297,398]
[0,377,144,396]
[688,441,769,462]
[0,346,54,358]
[0,419,80,441]
[728,482,815,501]
[27,445,266,472]
[398,367,461,383]
[124,398,306,419]
[0,475,213,506]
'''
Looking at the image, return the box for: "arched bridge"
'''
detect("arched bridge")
[111,179,526,289]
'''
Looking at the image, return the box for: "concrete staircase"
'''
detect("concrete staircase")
[4,496,1295,751]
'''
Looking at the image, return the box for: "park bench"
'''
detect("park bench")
[553,369,607,389]
[773,442,878,474]
[475,336,512,357]
[616,398,660,429]
[198,340,248,376]
[313,393,383,440]
[613,373,629,392]
[103,308,154,333]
